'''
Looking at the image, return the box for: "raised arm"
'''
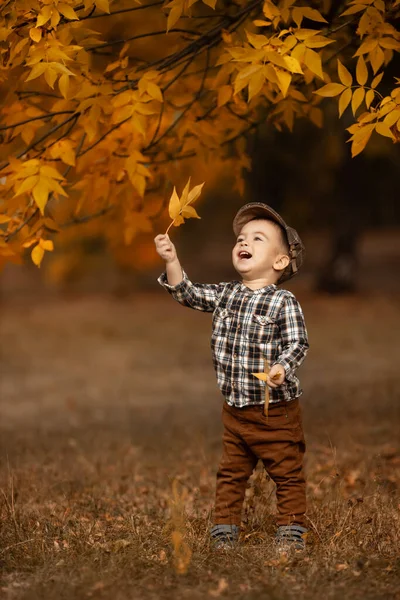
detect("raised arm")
[154,234,222,312]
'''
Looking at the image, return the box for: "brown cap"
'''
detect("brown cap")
[232,202,305,283]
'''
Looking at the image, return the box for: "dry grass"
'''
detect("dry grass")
[1,291,399,599]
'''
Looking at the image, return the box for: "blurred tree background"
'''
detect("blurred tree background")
[0,0,399,295]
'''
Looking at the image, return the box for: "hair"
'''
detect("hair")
[249,217,290,256]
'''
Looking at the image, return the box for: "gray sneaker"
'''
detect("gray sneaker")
[210,524,240,550]
[275,524,308,550]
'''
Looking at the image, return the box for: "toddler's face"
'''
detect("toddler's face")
[232,219,288,281]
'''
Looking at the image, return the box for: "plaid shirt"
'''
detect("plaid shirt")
[158,269,309,407]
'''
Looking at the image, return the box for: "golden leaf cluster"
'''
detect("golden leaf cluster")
[0,0,399,269]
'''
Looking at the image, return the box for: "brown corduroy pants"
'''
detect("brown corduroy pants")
[214,398,307,527]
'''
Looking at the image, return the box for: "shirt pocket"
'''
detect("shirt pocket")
[246,313,277,345]
[212,307,233,338]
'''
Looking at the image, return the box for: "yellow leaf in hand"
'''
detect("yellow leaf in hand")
[165,177,204,234]
[168,186,181,220]
[252,372,268,381]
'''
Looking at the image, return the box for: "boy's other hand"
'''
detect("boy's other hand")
[266,364,285,388]
[154,234,178,264]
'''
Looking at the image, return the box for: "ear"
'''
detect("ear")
[273,253,290,273]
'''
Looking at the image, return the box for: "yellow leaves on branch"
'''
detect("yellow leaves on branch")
[30,238,54,268]
[165,177,204,234]
[12,159,68,215]
[346,84,400,157]
[165,0,217,33]
[315,56,379,119]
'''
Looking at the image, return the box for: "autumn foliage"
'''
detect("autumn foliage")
[1,0,399,269]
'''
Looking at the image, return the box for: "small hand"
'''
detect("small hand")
[266,364,285,388]
[154,233,178,264]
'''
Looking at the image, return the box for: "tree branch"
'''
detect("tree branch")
[87,29,201,51]
[0,111,75,132]
[77,1,165,21]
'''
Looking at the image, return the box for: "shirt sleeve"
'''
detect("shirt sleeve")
[157,269,222,313]
[272,294,309,379]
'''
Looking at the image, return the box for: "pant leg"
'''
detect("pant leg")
[243,400,307,527]
[214,403,258,526]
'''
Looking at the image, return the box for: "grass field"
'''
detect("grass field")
[1,291,399,599]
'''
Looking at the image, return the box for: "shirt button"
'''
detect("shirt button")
[232,383,235,389]
[233,353,237,358]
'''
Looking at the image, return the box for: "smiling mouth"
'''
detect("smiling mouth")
[238,251,252,260]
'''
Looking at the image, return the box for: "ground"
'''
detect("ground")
[0,289,399,599]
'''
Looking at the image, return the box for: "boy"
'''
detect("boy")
[154,202,309,550]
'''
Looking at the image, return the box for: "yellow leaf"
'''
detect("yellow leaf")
[168,186,181,219]
[31,244,45,268]
[304,48,324,79]
[303,36,334,49]
[370,45,384,74]
[40,165,64,180]
[58,3,79,20]
[341,4,366,17]
[352,87,365,115]
[51,8,61,28]
[339,88,352,117]
[300,7,328,23]
[44,66,58,89]
[50,140,76,166]
[293,29,320,41]
[356,56,368,86]
[217,85,232,107]
[112,104,134,123]
[251,372,267,381]
[59,73,69,99]
[181,206,200,219]
[167,6,182,32]
[29,28,42,43]
[37,6,52,27]
[39,239,54,251]
[365,89,375,109]
[337,59,352,87]
[246,31,268,50]
[202,0,217,8]
[253,20,271,27]
[375,121,395,139]
[283,55,303,74]
[0,215,11,224]
[96,0,110,13]
[349,124,375,157]
[32,180,50,214]
[354,37,378,56]
[248,70,265,101]
[14,175,39,196]
[25,62,47,82]
[371,72,383,89]
[383,109,400,127]
[314,83,346,97]
[379,37,400,51]
[186,182,204,205]
[166,179,204,234]
[131,174,146,197]
[275,68,291,97]
[146,81,163,102]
